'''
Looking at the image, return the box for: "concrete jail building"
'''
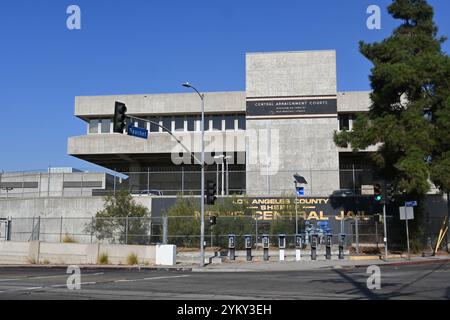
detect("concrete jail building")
[1,50,448,246]
[68,50,377,197]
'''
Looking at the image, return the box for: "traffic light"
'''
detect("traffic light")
[386,183,395,203]
[209,216,217,226]
[206,180,217,205]
[113,101,127,133]
[374,183,383,203]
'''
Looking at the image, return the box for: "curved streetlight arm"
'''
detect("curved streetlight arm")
[183,83,204,101]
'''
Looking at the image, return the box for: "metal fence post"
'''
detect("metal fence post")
[147,168,150,195]
[37,216,41,241]
[181,167,184,196]
[125,216,129,244]
[162,215,168,245]
[90,217,95,243]
[255,214,258,247]
[7,217,12,241]
[355,216,360,255]
[80,172,83,196]
[148,217,152,244]
[60,216,63,242]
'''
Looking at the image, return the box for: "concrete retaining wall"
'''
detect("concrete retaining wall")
[0,196,152,242]
[0,241,173,266]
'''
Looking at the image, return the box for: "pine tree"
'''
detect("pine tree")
[335,0,450,194]
[334,0,450,249]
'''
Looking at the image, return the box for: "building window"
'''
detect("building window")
[149,117,160,132]
[89,119,99,134]
[186,115,197,132]
[204,116,211,131]
[101,119,111,133]
[212,115,222,131]
[135,119,146,129]
[225,115,235,130]
[237,115,246,130]
[175,116,185,131]
[339,114,351,131]
[162,116,172,132]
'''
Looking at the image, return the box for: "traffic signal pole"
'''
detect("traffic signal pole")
[383,203,388,261]
[117,90,206,267]
[200,95,205,267]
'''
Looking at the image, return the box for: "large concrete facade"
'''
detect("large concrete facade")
[67,49,373,197]
[246,51,339,196]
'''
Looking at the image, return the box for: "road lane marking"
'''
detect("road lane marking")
[143,275,190,281]
[0,272,104,282]
[114,275,190,283]
[0,275,190,294]
[25,287,43,291]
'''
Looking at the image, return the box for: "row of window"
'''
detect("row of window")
[88,114,246,134]
[88,114,355,134]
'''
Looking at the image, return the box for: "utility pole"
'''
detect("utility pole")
[383,203,388,261]
[447,192,450,253]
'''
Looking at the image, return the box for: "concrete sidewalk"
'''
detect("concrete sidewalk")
[191,255,450,272]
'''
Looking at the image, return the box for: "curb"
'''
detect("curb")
[361,258,450,268]
[192,257,450,272]
[0,264,193,272]
[1,258,448,273]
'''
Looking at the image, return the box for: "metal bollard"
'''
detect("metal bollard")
[228,234,236,261]
[244,235,252,261]
[278,234,286,262]
[295,234,302,261]
[339,234,346,260]
[262,234,270,261]
[311,234,318,261]
[325,234,332,260]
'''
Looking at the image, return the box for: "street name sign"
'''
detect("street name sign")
[405,201,418,207]
[128,126,148,139]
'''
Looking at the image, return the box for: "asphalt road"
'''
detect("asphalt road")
[0,263,449,300]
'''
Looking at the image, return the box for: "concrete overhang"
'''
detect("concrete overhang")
[68,131,246,167]
[75,91,247,120]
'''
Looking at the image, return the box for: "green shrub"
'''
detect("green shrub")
[126,253,139,265]
[62,234,77,243]
[98,252,109,265]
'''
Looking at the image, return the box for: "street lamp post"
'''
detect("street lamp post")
[293,174,308,235]
[225,156,232,195]
[182,82,206,267]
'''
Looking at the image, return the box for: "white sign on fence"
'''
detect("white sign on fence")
[399,206,414,221]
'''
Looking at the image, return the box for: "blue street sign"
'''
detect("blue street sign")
[405,201,418,207]
[128,126,148,139]
[296,187,305,196]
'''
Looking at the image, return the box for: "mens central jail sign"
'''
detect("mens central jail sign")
[235,197,381,221]
[152,196,382,220]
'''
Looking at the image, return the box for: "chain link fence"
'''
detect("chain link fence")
[6,215,392,251]
[0,167,373,198]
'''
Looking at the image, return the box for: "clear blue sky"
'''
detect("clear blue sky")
[0,0,449,172]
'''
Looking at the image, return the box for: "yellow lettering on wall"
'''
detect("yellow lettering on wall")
[308,211,319,220]
[319,212,329,221]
